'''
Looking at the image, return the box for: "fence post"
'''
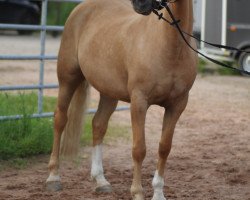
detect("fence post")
[0,0,129,121]
[38,0,49,114]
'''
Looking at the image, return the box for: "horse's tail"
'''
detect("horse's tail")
[60,80,89,157]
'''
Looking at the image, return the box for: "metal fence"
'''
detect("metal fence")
[0,0,129,121]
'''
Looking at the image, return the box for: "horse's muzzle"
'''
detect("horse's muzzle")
[132,0,153,15]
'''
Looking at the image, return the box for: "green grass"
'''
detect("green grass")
[47,2,77,26]
[197,59,208,74]
[0,92,57,115]
[81,116,130,146]
[0,92,56,160]
[0,92,129,162]
[198,59,240,76]
[217,63,241,76]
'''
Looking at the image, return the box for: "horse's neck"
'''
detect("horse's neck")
[153,0,193,56]
[172,0,193,32]
[161,0,193,38]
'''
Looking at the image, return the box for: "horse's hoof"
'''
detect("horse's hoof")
[46,181,63,192]
[151,197,166,200]
[151,194,166,200]
[133,194,144,200]
[95,184,112,193]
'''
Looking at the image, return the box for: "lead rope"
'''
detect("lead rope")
[153,3,250,75]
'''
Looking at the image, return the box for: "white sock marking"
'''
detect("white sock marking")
[152,170,166,200]
[91,144,110,187]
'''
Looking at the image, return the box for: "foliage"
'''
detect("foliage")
[0,93,55,160]
[47,2,78,26]
[197,58,207,74]
[217,62,240,76]
[198,59,240,76]
[0,93,129,161]
[81,117,130,146]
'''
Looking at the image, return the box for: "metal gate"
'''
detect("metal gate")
[0,0,128,121]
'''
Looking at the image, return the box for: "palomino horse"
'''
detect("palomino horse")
[46,0,197,199]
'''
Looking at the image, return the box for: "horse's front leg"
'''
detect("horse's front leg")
[130,91,148,200]
[152,95,189,200]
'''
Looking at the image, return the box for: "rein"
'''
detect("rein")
[153,1,250,76]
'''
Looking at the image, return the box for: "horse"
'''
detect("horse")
[45,0,197,199]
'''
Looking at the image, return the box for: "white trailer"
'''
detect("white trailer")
[193,0,250,74]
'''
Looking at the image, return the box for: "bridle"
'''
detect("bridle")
[153,0,177,11]
[152,0,250,75]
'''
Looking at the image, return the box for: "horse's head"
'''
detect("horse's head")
[131,0,153,15]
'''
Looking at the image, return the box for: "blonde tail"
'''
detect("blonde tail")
[60,81,89,157]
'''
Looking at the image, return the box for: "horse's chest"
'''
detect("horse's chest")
[149,77,190,105]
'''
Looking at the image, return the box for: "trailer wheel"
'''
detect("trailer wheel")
[238,48,250,76]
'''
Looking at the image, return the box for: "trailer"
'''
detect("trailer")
[193,0,250,74]
[0,0,40,35]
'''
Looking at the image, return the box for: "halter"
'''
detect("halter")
[153,0,174,10]
[153,0,177,11]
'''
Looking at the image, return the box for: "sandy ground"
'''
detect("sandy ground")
[0,35,250,200]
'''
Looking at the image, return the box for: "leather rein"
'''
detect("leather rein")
[152,0,250,75]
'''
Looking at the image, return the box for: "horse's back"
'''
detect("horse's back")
[68,0,135,26]
[61,0,135,46]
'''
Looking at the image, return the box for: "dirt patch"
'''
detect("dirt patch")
[0,76,249,200]
[0,35,250,199]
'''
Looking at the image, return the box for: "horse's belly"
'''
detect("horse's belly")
[81,66,130,102]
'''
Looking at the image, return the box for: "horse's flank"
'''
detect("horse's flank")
[59,0,197,106]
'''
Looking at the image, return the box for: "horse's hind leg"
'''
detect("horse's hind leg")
[152,95,189,200]
[46,60,84,191]
[91,95,118,193]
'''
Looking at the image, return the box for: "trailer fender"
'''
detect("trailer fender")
[237,46,250,75]
[232,41,250,60]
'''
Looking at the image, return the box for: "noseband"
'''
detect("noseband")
[153,0,177,11]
